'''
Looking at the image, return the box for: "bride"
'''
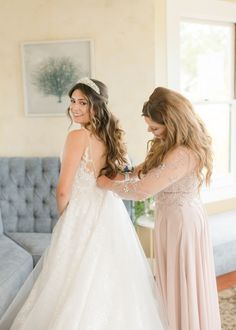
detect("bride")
[0,78,167,330]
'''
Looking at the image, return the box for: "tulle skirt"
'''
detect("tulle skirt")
[1,188,167,330]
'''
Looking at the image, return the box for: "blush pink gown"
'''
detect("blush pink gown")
[111,146,221,330]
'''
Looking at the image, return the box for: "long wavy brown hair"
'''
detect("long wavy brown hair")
[67,79,127,178]
[141,87,213,186]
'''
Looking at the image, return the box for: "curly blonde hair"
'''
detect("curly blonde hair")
[141,87,213,186]
[68,79,127,178]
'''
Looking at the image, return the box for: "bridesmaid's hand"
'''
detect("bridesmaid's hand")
[97,175,112,189]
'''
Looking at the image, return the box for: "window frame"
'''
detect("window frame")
[166,0,236,202]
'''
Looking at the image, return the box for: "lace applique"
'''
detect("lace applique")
[70,147,97,199]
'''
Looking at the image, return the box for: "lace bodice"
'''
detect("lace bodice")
[70,146,97,198]
[156,172,199,206]
[109,146,200,205]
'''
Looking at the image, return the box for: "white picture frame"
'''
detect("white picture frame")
[21,39,94,116]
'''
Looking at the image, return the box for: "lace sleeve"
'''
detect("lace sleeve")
[109,147,196,201]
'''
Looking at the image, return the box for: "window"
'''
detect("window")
[180,21,233,102]
[180,19,236,195]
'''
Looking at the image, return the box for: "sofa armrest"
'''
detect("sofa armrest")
[0,211,3,235]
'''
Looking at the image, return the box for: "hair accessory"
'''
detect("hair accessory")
[76,77,100,94]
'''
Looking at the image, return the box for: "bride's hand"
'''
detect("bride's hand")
[97,175,112,189]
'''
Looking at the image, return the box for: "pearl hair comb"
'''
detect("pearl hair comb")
[77,77,100,94]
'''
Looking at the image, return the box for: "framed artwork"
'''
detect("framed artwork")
[21,39,94,116]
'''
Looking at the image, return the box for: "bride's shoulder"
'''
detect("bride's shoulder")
[66,128,88,141]
[63,129,89,153]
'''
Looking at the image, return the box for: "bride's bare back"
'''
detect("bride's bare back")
[56,128,106,215]
[85,130,107,178]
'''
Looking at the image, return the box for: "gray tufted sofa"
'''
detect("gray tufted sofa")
[0,157,60,318]
[0,157,133,319]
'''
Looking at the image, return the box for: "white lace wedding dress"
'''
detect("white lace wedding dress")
[0,136,167,330]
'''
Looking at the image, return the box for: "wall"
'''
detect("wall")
[0,0,158,162]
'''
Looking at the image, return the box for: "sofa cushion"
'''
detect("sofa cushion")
[6,232,51,266]
[213,240,236,276]
[0,210,3,234]
[209,210,236,276]
[0,234,33,318]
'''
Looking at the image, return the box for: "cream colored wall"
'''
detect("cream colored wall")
[154,0,167,87]
[0,0,157,160]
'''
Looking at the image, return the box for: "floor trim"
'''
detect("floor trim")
[217,271,236,291]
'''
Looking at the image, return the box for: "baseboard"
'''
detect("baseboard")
[217,271,236,291]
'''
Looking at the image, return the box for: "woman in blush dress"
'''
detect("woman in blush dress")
[97,86,221,330]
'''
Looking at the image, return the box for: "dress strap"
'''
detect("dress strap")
[87,131,97,178]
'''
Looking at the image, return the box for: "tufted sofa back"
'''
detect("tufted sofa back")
[0,158,60,233]
[0,209,3,234]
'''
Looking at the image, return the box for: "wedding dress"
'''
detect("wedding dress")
[0,130,167,330]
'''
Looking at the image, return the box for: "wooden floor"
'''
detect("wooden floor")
[217,271,236,291]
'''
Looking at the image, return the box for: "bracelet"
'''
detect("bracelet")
[124,172,130,182]
[123,165,134,173]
